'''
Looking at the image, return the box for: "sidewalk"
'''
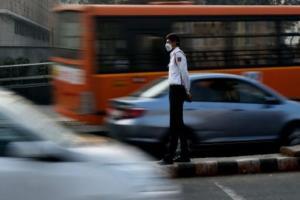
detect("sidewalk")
[161,153,300,178]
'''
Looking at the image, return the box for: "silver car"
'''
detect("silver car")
[106,73,300,154]
[0,89,180,200]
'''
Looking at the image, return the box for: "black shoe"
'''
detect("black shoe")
[157,159,174,165]
[174,157,191,163]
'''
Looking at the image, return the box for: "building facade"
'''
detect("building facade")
[0,0,59,63]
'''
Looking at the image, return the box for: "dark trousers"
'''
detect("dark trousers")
[164,85,190,161]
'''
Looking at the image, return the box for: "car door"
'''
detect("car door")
[222,78,285,142]
[184,77,284,144]
[0,155,111,200]
[0,120,105,200]
[0,122,44,200]
[184,78,243,143]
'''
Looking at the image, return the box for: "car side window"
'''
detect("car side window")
[232,81,272,104]
[191,78,272,104]
[191,79,231,102]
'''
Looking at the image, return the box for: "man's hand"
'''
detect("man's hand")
[187,93,192,102]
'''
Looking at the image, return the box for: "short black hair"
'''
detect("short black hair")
[166,33,180,46]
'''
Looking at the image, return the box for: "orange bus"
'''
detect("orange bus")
[52,4,300,125]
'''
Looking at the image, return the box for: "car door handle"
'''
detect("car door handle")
[184,108,196,111]
[231,109,244,112]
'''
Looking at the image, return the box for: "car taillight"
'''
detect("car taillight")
[123,108,145,119]
[107,107,145,119]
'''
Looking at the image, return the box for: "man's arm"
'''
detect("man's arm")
[175,52,190,95]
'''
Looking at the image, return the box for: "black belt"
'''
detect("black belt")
[170,84,183,87]
[169,84,185,89]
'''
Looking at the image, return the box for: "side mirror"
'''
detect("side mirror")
[7,141,70,161]
[264,96,281,105]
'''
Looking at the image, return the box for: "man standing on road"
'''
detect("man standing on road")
[159,33,192,165]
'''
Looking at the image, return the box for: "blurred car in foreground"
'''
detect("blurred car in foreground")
[0,89,180,200]
[106,73,300,155]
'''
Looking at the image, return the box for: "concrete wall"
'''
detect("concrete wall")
[0,15,48,47]
[0,15,49,62]
[0,0,58,29]
[0,0,58,62]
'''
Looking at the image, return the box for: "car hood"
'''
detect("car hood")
[67,141,180,198]
[68,141,171,180]
[68,141,154,165]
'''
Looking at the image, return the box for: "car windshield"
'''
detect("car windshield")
[2,94,83,147]
[130,78,169,98]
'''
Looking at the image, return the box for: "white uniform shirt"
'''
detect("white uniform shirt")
[168,47,190,93]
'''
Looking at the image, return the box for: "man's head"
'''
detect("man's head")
[165,33,180,52]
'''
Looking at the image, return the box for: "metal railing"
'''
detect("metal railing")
[0,62,52,89]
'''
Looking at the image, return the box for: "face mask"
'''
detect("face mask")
[165,43,172,52]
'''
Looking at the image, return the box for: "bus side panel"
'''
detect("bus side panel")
[91,72,167,117]
[59,66,300,125]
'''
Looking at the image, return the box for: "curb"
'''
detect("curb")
[162,154,300,178]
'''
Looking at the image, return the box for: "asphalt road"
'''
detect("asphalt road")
[176,172,300,200]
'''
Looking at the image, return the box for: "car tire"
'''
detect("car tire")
[283,126,300,146]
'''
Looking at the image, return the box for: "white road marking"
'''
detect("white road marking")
[214,182,247,200]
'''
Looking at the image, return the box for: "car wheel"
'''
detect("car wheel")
[283,126,300,146]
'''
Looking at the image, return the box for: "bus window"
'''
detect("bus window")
[95,17,169,74]
[95,21,130,73]
[173,20,279,68]
[230,21,277,67]
[172,20,228,68]
[95,16,300,74]
[53,11,82,59]
[280,20,300,65]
